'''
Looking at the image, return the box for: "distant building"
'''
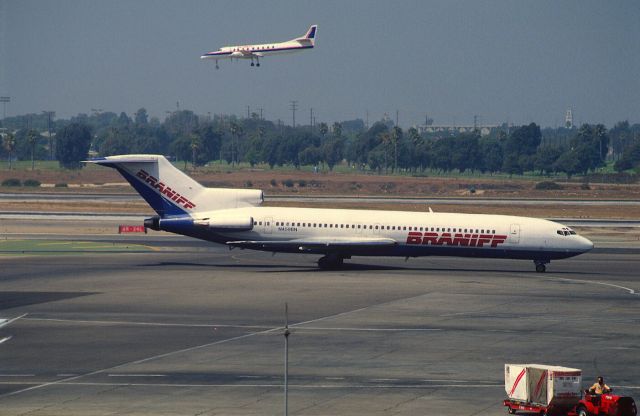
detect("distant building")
[565,108,573,129]
[416,124,499,137]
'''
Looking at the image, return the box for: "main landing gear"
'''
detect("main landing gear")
[534,260,549,273]
[250,57,260,67]
[318,254,344,270]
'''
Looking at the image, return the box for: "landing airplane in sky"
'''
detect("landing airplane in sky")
[200,25,317,69]
[88,155,593,272]
[0,314,27,345]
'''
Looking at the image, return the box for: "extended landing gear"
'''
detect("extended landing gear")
[250,58,261,67]
[534,260,549,273]
[318,254,344,270]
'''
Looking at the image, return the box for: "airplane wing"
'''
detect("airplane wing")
[0,314,27,329]
[227,237,397,252]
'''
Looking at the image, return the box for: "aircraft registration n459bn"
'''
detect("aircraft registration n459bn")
[87,155,593,271]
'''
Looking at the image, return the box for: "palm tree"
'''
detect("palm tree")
[319,122,328,139]
[3,132,16,170]
[229,122,239,166]
[27,129,39,171]
[378,131,391,174]
[391,126,403,173]
[332,122,342,138]
[408,127,421,146]
[190,134,201,170]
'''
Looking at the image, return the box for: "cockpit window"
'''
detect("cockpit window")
[557,227,577,236]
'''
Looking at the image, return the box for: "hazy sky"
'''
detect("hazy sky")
[2,0,639,128]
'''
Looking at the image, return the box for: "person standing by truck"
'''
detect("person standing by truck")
[590,376,611,395]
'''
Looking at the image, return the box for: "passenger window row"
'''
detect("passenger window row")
[253,220,496,234]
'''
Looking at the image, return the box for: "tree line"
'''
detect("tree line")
[1,108,640,176]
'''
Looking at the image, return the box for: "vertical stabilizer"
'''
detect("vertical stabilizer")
[86,155,263,217]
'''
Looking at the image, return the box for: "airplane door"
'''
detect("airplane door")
[263,217,273,234]
[510,224,520,244]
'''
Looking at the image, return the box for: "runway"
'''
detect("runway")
[0,241,638,415]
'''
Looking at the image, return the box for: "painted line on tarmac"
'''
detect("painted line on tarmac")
[24,318,443,333]
[0,290,437,399]
[108,374,167,377]
[24,317,274,330]
[0,381,503,389]
[549,277,638,296]
[293,326,441,332]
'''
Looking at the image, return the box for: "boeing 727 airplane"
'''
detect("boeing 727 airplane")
[200,25,317,69]
[88,155,593,271]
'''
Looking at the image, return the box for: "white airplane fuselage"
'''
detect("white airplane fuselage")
[201,25,316,68]
[88,155,593,271]
[162,206,593,261]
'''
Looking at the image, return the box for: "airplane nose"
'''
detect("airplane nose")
[578,236,594,252]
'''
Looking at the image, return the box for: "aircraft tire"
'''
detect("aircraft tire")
[318,255,343,270]
[535,264,546,273]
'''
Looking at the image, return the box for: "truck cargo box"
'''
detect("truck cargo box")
[505,364,581,408]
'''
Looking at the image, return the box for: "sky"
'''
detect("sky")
[2,0,639,128]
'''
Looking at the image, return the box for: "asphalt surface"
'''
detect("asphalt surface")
[0,241,638,415]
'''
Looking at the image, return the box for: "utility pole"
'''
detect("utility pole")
[283,302,290,416]
[247,105,250,119]
[395,109,399,127]
[42,110,55,160]
[0,96,9,121]
[289,100,298,127]
[473,115,478,132]
[309,108,313,133]
[258,107,264,120]
[365,110,369,129]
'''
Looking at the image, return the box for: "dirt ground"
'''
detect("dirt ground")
[1,166,639,219]
[2,165,640,200]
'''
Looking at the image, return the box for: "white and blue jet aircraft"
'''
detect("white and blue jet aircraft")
[88,155,593,271]
[200,25,317,69]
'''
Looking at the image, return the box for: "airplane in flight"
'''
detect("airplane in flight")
[200,25,317,69]
[88,155,593,272]
[0,314,27,345]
